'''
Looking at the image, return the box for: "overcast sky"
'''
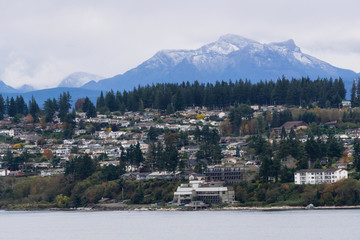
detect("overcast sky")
[0,0,360,89]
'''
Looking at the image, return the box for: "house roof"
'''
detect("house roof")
[273,121,308,131]
[295,169,344,174]
[281,121,308,129]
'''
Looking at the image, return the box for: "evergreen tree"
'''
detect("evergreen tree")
[156,142,165,170]
[195,126,222,165]
[166,103,174,115]
[83,97,96,118]
[0,94,5,120]
[65,154,96,180]
[353,138,360,172]
[260,155,272,182]
[44,98,57,122]
[29,96,40,121]
[96,91,105,111]
[105,90,118,112]
[148,127,160,141]
[229,104,253,134]
[271,111,280,127]
[357,78,360,107]
[5,97,9,115]
[164,144,178,172]
[134,142,145,166]
[15,96,28,115]
[8,97,16,117]
[59,92,71,122]
[146,142,157,170]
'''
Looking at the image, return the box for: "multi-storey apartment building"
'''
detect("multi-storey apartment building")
[204,165,243,184]
[294,169,348,185]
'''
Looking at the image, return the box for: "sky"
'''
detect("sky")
[0,0,360,89]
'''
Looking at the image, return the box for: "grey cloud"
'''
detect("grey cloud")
[0,0,360,88]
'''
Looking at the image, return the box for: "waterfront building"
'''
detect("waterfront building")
[172,180,235,205]
[294,169,348,185]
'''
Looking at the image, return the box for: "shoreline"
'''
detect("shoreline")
[62,204,360,212]
[3,203,360,212]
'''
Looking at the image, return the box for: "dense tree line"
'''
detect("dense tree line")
[248,129,345,183]
[95,77,346,113]
[234,179,360,206]
[0,92,72,124]
[0,77,347,122]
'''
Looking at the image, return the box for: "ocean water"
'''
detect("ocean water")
[0,209,359,240]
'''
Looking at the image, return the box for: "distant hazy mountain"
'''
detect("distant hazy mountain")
[82,34,357,92]
[17,84,36,93]
[58,72,103,88]
[0,80,18,93]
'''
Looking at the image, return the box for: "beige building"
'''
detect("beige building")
[173,180,235,205]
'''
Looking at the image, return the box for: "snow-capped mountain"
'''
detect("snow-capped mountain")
[82,34,357,91]
[58,72,103,88]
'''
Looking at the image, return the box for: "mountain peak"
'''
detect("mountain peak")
[58,72,103,88]
[82,34,356,94]
[0,80,17,93]
[17,84,35,93]
[217,34,260,49]
[269,39,300,52]
[197,34,261,56]
[218,34,256,43]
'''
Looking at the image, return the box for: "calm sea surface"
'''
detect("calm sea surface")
[0,209,359,240]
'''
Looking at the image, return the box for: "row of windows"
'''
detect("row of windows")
[300,172,336,176]
[206,168,241,172]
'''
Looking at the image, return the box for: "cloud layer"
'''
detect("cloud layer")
[0,0,359,88]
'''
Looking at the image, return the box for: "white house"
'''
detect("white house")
[294,169,348,185]
[64,139,74,145]
[109,131,125,139]
[55,148,70,156]
[41,169,65,177]
[0,169,7,176]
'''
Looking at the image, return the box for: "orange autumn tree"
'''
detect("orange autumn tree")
[42,149,54,160]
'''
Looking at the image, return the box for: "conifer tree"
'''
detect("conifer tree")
[44,98,57,122]
[96,91,106,113]
[83,97,96,118]
[5,97,9,115]
[0,94,5,120]
[29,96,40,122]
[59,92,71,122]
[8,97,16,117]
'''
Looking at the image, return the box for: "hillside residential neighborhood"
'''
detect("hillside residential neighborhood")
[0,102,357,188]
[0,78,359,209]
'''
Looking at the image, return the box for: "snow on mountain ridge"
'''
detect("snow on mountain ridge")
[218,34,259,46]
[81,34,357,96]
[140,33,355,78]
[148,35,314,70]
[58,72,103,88]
